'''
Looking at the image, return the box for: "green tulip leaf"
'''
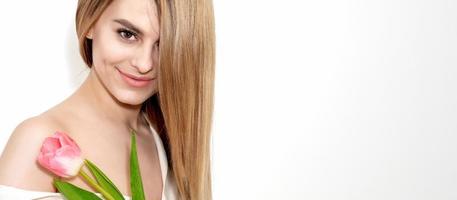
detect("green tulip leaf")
[85,159,125,200]
[130,129,145,200]
[53,179,103,200]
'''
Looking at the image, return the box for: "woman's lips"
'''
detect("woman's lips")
[117,69,153,88]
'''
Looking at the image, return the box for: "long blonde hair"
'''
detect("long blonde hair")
[75,0,215,199]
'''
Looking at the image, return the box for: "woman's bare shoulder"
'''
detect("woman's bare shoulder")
[0,114,62,192]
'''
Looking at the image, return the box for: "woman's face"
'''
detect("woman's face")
[88,0,160,106]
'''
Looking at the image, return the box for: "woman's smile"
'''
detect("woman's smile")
[117,68,153,88]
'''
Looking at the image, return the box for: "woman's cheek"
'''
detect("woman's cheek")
[99,37,132,65]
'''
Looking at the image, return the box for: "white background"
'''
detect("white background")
[0,1,456,200]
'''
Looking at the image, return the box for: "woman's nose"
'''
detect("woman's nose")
[132,46,154,74]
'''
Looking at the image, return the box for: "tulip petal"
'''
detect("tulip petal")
[41,137,61,153]
[57,145,81,158]
[56,131,77,147]
[49,158,69,178]
[37,131,84,178]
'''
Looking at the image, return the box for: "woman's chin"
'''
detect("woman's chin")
[114,93,148,106]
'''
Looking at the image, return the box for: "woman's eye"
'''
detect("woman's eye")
[118,29,137,41]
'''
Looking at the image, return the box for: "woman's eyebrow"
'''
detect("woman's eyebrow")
[113,19,143,35]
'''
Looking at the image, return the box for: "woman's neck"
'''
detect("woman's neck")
[72,68,145,131]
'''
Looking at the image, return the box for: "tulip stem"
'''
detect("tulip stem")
[79,169,115,200]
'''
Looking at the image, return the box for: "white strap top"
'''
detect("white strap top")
[0,113,179,200]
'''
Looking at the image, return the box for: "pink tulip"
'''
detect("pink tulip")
[37,131,84,178]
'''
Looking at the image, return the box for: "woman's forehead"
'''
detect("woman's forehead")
[102,0,160,36]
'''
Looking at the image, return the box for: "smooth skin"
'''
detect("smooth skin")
[0,0,163,199]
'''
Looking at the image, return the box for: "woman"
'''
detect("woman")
[0,0,215,199]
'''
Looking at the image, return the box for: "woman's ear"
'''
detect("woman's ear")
[86,28,94,39]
